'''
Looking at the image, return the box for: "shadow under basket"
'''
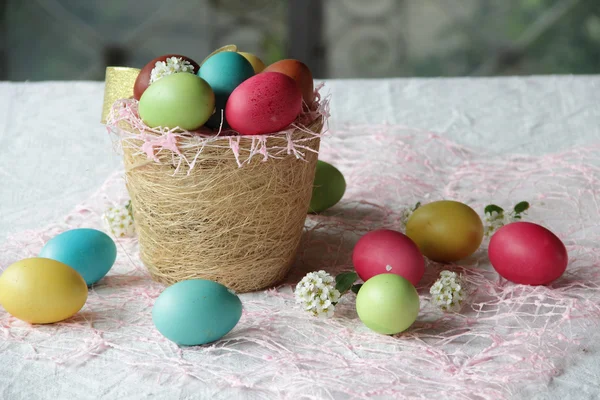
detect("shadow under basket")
[121,118,323,293]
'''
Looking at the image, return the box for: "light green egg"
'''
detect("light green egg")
[356,274,420,335]
[139,72,215,130]
[309,160,346,213]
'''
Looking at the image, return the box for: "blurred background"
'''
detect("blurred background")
[1,0,600,80]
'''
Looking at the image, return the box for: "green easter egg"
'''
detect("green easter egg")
[309,160,346,213]
[139,72,215,130]
[356,274,420,335]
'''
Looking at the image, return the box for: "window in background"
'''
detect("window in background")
[3,0,287,80]
[2,0,600,80]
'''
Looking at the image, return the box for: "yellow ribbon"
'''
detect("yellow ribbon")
[101,67,140,124]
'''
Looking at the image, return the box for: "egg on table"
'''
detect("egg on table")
[309,160,346,213]
[264,59,314,108]
[152,279,243,346]
[133,54,200,100]
[489,221,568,285]
[356,274,420,335]
[406,200,484,263]
[139,72,215,131]
[198,51,255,129]
[353,229,425,286]
[39,228,117,286]
[226,72,302,135]
[0,258,88,324]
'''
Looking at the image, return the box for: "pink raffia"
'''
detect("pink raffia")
[105,84,330,171]
[1,124,600,399]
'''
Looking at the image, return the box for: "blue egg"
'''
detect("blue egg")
[198,52,254,129]
[152,279,242,346]
[39,228,117,286]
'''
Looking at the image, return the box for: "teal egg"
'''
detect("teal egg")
[356,274,420,335]
[198,52,254,129]
[139,72,215,130]
[39,228,117,286]
[309,160,346,213]
[152,279,242,346]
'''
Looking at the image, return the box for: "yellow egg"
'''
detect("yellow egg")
[0,258,88,324]
[406,200,484,263]
[238,51,266,73]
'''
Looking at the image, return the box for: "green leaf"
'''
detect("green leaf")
[484,204,504,215]
[351,284,363,294]
[126,200,133,219]
[335,272,358,294]
[513,201,530,214]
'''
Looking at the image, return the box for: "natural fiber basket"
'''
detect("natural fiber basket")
[106,83,327,293]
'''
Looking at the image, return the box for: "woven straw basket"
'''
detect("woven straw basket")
[120,117,322,293]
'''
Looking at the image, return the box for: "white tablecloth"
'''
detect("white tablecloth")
[1,76,600,399]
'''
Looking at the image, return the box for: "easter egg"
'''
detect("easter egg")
[489,222,568,285]
[0,258,88,324]
[152,279,242,346]
[226,72,302,135]
[133,54,200,100]
[200,44,238,66]
[406,201,483,263]
[139,73,215,130]
[39,228,117,286]
[353,229,425,286]
[356,274,420,335]
[238,51,266,73]
[198,51,255,129]
[264,59,314,107]
[309,160,346,213]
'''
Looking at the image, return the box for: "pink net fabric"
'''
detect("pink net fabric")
[1,124,598,399]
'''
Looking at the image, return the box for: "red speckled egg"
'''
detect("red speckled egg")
[226,72,302,135]
[133,54,200,100]
[352,229,425,286]
[264,59,314,107]
[488,222,568,285]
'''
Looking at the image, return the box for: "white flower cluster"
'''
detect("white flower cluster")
[102,203,135,238]
[484,211,519,237]
[399,207,413,229]
[150,57,195,84]
[430,271,466,312]
[295,270,341,318]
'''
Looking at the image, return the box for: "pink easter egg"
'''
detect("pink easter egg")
[488,222,568,285]
[352,229,425,286]
[225,72,302,135]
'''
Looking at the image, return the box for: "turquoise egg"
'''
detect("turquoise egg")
[198,52,254,128]
[39,228,117,286]
[152,279,242,346]
[309,160,346,213]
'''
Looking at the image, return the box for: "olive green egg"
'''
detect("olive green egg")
[309,160,346,213]
[139,72,215,130]
[406,200,484,263]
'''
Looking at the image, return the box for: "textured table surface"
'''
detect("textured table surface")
[1,76,600,399]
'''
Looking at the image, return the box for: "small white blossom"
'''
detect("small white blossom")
[295,270,341,318]
[399,202,421,230]
[102,202,135,238]
[430,270,467,312]
[484,211,520,237]
[150,57,195,84]
[399,208,413,229]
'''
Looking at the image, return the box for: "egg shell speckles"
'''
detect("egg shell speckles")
[225,72,302,136]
